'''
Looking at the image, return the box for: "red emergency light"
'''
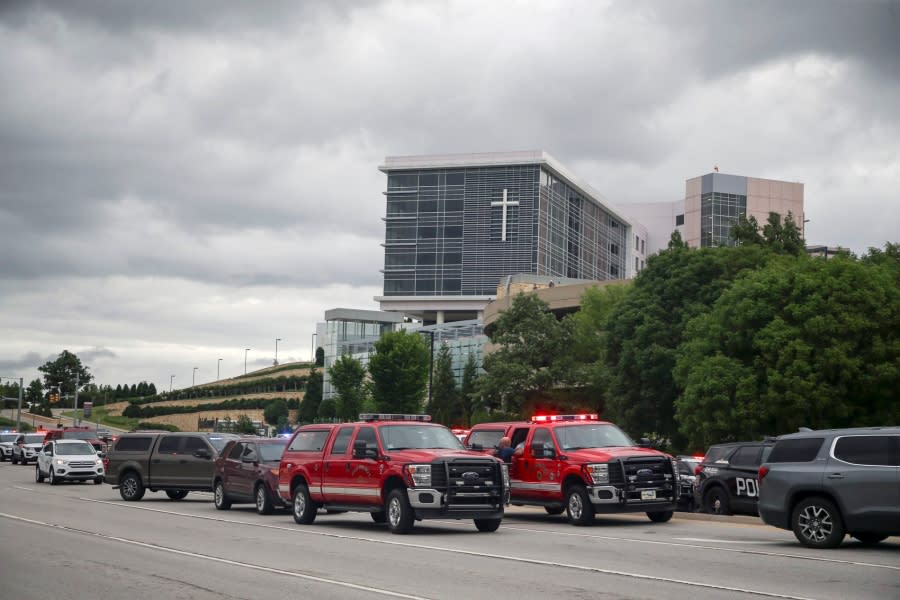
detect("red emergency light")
[530,414,598,423]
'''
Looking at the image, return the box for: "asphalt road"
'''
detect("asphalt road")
[1,461,897,600]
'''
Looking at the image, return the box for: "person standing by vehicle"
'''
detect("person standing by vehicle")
[495,437,515,463]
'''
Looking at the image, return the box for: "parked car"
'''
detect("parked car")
[35,439,105,485]
[1,431,21,461]
[694,440,774,515]
[675,455,703,511]
[105,431,237,501]
[465,415,679,525]
[278,414,508,534]
[11,432,49,464]
[758,426,900,548]
[43,426,107,453]
[213,437,289,514]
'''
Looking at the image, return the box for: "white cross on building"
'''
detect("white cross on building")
[490,188,519,242]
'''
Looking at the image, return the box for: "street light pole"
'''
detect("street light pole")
[275,338,281,366]
[244,348,251,375]
[73,373,80,426]
[310,333,317,363]
[170,375,175,393]
[193,367,198,387]
[217,358,222,381]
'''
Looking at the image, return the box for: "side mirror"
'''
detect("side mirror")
[193,448,211,459]
[352,440,369,459]
[97,452,105,459]
[469,443,483,452]
[638,437,652,448]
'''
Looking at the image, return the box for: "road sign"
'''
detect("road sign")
[83,402,93,418]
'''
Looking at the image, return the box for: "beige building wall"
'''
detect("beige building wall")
[746,177,805,231]
[684,176,703,247]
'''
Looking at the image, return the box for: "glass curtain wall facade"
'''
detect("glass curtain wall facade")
[318,317,399,401]
[700,192,747,247]
[418,320,486,388]
[383,164,628,296]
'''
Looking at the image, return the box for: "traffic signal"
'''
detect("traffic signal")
[49,392,59,404]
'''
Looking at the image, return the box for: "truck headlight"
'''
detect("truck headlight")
[96,459,104,467]
[54,459,67,466]
[406,464,431,487]
[500,463,509,488]
[585,463,609,484]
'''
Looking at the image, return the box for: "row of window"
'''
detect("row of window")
[388,172,466,189]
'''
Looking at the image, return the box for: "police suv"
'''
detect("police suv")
[694,440,773,516]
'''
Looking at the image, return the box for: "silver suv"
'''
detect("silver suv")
[758,427,899,548]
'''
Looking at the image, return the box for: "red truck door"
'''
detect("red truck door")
[322,425,356,503]
[345,426,382,506]
[515,428,560,501]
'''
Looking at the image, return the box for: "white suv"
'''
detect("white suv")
[36,440,105,485]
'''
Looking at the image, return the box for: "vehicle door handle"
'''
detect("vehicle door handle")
[827,473,844,479]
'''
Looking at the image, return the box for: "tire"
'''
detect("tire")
[852,533,888,545]
[35,465,45,483]
[565,484,595,526]
[370,511,387,523]
[49,468,58,486]
[386,488,415,534]
[214,481,231,510]
[255,484,273,515]
[165,490,189,500]
[11,454,18,465]
[119,472,145,501]
[94,477,103,485]
[703,487,731,515]
[792,497,845,549]
[292,484,317,524]
[647,510,674,523]
[544,506,565,515]
[474,517,502,532]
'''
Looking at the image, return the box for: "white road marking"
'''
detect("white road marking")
[0,511,433,600]
[675,537,771,544]
[434,520,900,571]
[74,498,823,599]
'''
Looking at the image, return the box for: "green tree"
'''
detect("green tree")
[38,350,93,399]
[603,242,774,444]
[298,368,323,423]
[368,329,430,413]
[263,398,289,426]
[459,352,479,427]
[234,414,258,434]
[25,379,43,408]
[429,344,459,425]
[329,354,367,420]
[478,293,571,416]
[674,253,900,448]
[315,346,325,367]
[317,398,336,420]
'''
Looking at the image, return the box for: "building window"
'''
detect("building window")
[641,239,645,254]
[675,214,685,226]
[610,243,619,256]
[635,235,640,250]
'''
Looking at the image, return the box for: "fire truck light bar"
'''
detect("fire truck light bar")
[530,414,599,423]
[359,414,432,422]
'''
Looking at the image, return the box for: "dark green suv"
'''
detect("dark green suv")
[758,427,899,548]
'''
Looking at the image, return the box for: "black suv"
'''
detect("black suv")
[758,427,899,548]
[695,440,773,515]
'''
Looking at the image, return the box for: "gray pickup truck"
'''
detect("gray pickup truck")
[105,432,237,501]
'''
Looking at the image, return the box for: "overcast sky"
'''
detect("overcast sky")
[1,0,898,392]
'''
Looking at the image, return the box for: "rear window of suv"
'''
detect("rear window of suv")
[833,435,896,466]
[767,438,824,463]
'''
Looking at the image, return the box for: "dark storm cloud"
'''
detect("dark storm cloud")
[0,352,56,372]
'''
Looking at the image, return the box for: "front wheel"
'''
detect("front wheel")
[255,484,273,515]
[119,472,145,501]
[94,477,103,485]
[214,481,231,510]
[474,517,501,532]
[565,484,595,526]
[292,484,317,524]
[11,454,18,465]
[386,488,415,534]
[703,487,731,515]
[35,465,45,483]
[49,468,58,486]
[792,497,845,549]
[647,510,674,523]
[166,490,189,500]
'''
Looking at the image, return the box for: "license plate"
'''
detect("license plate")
[641,490,656,500]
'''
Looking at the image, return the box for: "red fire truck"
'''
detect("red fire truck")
[464,414,679,525]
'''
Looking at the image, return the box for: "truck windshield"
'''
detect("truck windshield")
[555,424,635,450]
[379,425,464,450]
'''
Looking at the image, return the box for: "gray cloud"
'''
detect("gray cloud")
[0,0,897,389]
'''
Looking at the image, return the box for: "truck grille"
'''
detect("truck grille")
[430,459,503,507]
[68,461,96,469]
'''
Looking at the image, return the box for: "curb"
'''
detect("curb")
[504,504,763,526]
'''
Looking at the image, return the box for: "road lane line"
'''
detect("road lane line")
[73,498,822,599]
[430,519,900,570]
[0,511,433,600]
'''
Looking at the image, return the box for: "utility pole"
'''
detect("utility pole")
[74,373,80,426]
[16,377,22,431]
